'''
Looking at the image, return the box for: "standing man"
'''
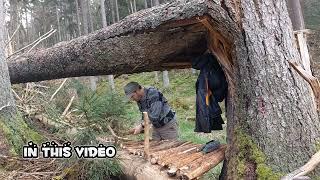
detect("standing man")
[124,82,178,141]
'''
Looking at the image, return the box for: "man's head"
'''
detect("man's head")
[124,82,144,102]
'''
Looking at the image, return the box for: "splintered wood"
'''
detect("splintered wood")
[120,140,226,180]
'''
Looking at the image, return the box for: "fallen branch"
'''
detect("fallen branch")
[107,125,130,141]
[282,150,320,180]
[288,61,320,110]
[5,23,21,48]
[8,28,56,58]
[12,89,22,101]
[61,95,75,117]
[0,103,12,111]
[49,78,68,102]
[27,29,57,53]
[143,112,151,159]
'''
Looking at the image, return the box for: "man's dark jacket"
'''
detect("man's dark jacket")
[192,53,228,133]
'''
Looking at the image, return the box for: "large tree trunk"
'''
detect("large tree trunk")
[1,0,42,155]
[6,0,320,178]
[221,0,320,178]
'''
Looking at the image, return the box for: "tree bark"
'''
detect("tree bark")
[1,0,41,155]
[221,0,320,178]
[6,1,320,178]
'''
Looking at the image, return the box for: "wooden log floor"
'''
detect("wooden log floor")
[119,140,226,180]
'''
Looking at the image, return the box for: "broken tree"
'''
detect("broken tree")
[5,0,320,178]
[0,0,42,155]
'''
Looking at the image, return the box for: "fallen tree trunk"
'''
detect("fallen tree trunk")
[7,0,215,84]
[118,151,171,180]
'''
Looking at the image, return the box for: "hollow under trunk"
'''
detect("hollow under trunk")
[6,0,320,178]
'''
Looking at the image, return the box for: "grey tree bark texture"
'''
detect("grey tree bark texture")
[0,0,15,114]
[5,0,320,178]
[1,0,41,155]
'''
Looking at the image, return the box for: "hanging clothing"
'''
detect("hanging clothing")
[192,53,228,133]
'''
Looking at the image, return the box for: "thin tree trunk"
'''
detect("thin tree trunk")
[9,0,19,50]
[115,0,120,22]
[80,0,89,35]
[154,71,159,83]
[87,0,94,33]
[162,70,169,88]
[152,0,160,82]
[126,0,131,14]
[133,0,137,12]
[75,0,82,36]
[153,0,160,6]
[129,0,134,14]
[110,0,116,24]
[144,0,148,9]
[25,7,28,43]
[287,0,305,31]
[100,0,107,27]
[287,0,311,74]
[56,5,62,42]
[80,0,97,90]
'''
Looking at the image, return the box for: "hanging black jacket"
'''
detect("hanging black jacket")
[192,53,228,133]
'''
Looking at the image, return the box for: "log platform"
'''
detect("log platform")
[118,140,227,180]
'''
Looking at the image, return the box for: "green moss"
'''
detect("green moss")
[315,141,320,151]
[0,112,43,155]
[234,129,283,179]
